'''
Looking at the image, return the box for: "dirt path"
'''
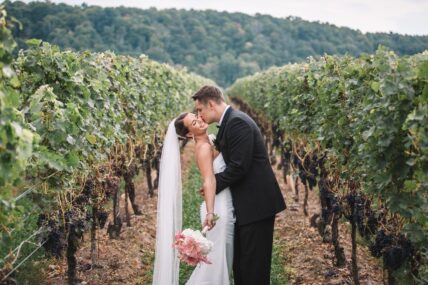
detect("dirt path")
[45,144,195,285]
[272,163,384,285]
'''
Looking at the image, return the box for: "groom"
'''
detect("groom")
[192,85,286,285]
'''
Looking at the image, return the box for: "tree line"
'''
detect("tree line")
[5,0,428,86]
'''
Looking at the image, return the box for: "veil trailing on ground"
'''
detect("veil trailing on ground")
[152,119,182,285]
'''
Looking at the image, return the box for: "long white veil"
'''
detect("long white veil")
[152,119,182,285]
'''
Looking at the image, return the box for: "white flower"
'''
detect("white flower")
[181,228,214,255]
[199,238,214,255]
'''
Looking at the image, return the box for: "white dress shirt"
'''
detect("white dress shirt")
[218,105,231,127]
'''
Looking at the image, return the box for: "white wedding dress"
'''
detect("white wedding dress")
[186,153,235,285]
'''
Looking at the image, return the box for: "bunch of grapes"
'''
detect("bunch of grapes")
[305,150,319,190]
[82,180,94,197]
[64,208,89,239]
[345,193,364,225]
[37,213,66,258]
[152,143,162,189]
[278,139,292,174]
[319,176,340,222]
[96,209,109,229]
[344,193,381,238]
[370,230,394,257]
[72,194,89,208]
[271,123,283,153]
[112,160,123,177]
[370,230,414,271]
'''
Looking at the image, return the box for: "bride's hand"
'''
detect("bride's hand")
[203,213,216,230]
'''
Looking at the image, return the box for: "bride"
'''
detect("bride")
[152,112,235,285]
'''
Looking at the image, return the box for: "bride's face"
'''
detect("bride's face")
[184,113,208,136]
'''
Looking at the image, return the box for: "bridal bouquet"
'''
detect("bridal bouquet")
[174,227,214,266]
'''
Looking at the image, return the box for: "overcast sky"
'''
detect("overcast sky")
[21,0,428,35]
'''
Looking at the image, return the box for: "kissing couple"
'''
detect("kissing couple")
[153,85,286,285]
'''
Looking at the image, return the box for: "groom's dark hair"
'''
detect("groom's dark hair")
[191,85,224,105]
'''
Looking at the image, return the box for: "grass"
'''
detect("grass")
[271,232,289,285]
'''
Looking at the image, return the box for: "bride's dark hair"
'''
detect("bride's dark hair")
[174,112,189,140]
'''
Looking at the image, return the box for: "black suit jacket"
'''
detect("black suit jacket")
[215,107,286,226]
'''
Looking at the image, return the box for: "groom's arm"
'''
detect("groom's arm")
[215,118,254,193]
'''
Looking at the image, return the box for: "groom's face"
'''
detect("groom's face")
[194,99,215,124]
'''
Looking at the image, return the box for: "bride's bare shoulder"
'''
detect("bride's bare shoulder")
[195,142,214,172]
[195,142,213,158]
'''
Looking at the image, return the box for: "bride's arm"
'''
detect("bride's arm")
[196,143,216,229]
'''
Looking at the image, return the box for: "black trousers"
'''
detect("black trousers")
[233,215,275,285]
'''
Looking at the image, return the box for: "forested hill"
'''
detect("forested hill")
[6,1,428,86]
